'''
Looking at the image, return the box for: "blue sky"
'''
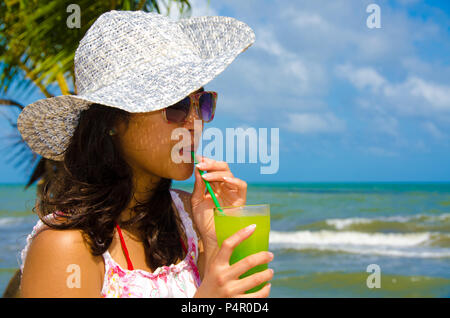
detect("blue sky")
[1,0,449,183]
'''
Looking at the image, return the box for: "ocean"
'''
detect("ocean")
[1,182,449,297]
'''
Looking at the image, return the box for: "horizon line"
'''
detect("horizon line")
[1,180,450,186]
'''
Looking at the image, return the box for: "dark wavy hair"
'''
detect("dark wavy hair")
[36,103,185,270]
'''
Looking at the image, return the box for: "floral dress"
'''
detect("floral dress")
[19,189,201,298]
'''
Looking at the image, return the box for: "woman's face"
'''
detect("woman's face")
[115,89,205,181]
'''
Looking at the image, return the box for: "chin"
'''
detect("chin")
[169,163,194,181]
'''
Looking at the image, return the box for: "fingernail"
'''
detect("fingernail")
[202,173,210,180]
[196,163,206,169]
[268,252,274,260]
[246,224,256,232]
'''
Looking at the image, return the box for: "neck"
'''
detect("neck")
[119,170,161,226]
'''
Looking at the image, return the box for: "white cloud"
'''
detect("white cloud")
[404,77,450,111]
[421,121,447,139]
[338,64,450,116]
[373,115,400,137]
[186,0,450,152]
[287,11,331,30]
[277,1,430,63]
[252,27,327,96]
[215,92,257,117]
[361,146,398,157]
[285,112,346,134]
[383,76,450,114]
[189,0,218,17]
[335,64,386,92]
[253,28,291,58]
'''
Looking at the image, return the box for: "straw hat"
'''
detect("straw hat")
[17,10,255,161]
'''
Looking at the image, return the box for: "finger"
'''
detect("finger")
[195,154,213,163]
[204,176,245,195]
[208,181,225,198]
[223,177,247,190]
[222,177,247,197]
[228,251,274,279]
[223,182,239,192]
[191,166,206,205]
[234,268,274,295]
[236,282,271,298]
[196,158,230,173]
[201,171,234,182]
[216,224,257,265]
[222,179,241,192]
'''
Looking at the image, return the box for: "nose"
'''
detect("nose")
[182,103,204,143]
[183,100,201,129]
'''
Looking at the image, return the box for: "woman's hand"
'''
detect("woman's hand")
[191,155,247,247]
[194,224,274,298]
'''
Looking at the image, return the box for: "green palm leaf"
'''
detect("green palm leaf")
[0,0,195,181]
[0,0,193,97]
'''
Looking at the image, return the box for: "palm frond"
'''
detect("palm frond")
[0,0,194,187]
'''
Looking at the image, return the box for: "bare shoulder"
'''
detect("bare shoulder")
[30,226,88,249]
[20,227,103,297]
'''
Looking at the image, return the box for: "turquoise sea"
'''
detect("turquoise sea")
[1,182,450,297]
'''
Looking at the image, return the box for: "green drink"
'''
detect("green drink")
[214,204,271,293]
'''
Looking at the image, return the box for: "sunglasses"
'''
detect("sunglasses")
[163,91,217,124]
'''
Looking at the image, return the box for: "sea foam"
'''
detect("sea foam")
[269,230,450,258]
[325,213,450,230]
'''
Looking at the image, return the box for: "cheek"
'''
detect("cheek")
[123,120,173,152]
[119,118,196,180]
[119,118,174,170]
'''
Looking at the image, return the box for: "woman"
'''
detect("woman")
[17,10,274,297]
